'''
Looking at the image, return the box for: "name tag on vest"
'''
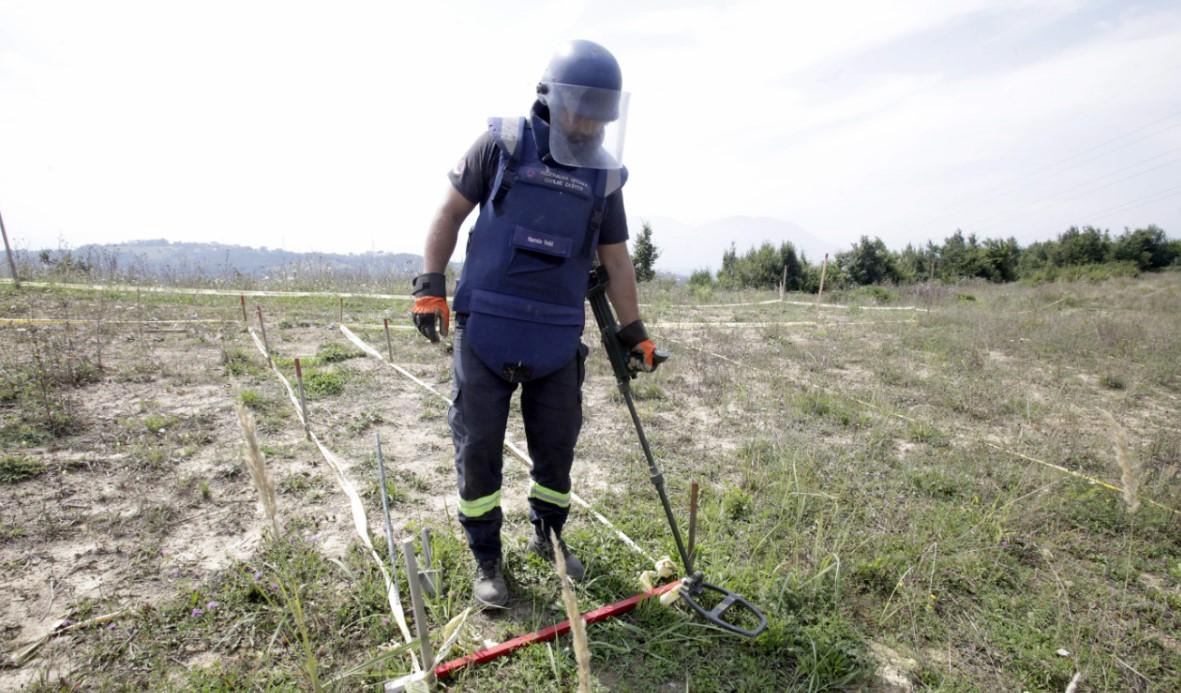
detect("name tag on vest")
[512,226,572,257]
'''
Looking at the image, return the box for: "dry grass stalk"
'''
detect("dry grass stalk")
[1104,411,1139,513]
[235,400,280,537]
[551,530,590,692]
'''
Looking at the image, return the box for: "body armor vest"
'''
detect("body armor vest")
[453,115,626,382]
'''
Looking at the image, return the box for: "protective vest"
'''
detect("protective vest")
[453,114,627,383]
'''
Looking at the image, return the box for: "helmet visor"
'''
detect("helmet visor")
[546,82,629,170]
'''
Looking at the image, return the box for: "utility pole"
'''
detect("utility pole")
[0,207,20,289]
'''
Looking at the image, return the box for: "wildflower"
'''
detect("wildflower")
[206,601,220,611]
[191,607,204,618]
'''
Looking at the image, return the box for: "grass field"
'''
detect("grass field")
[1,272,1178,691]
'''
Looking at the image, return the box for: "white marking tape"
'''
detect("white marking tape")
[247,328,420,671]
[340,325,653,561]
[653,319,918,329]
[641,297,928,311]
[667,336,1178,517]
[2,278,412,301]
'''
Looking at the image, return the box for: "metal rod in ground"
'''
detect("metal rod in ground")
[239,295,247,323]
[294,357,310,438]
[384,318,394,361]
[419,527,436,597]
[687,481,699,574]
[432,580,682,681]
[401,537,435,685]
[374,434,405,607]
[0,207,20,289]
[256,306,270,359]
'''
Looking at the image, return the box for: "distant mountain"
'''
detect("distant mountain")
[629,215,842,275]
[29,239,426,280]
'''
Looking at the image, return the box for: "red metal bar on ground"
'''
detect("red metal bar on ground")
[433,580,682,681]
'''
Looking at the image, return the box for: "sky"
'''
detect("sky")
[2,0,1180,269]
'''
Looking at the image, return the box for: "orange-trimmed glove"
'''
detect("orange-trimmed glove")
[411,273,449,343]
[616,319,663,374]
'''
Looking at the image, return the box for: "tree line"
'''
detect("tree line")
[670,225,1179,291]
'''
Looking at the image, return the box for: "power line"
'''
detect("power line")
[927,106,1181,225]
[968,155,1181,233]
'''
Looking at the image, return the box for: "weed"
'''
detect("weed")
[722,485,751,521]
[222,347,263,378]
[0,454,48,483]
[142,413,177,434]
[346,410,384,435]
[1100,372,1126,389]
[0,522,27,542]
[240,388,268,410]
[304,369,346,398]
[316,341,364,363]
[905,421,947,446]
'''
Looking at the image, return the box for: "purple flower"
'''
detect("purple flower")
[106,623,117,631]
[252,570,263,581]
[206,601,220,611]
[191,607,204,618]
[59,618,73,629]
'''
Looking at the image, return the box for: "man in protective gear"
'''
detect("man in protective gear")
[412,40,660,607]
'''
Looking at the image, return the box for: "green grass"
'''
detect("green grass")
[7,273,1180,690]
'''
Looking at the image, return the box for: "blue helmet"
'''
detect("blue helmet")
[537,40,622,121]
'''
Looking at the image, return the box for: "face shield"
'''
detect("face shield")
[544,82,629,170]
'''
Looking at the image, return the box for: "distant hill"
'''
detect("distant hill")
[27,240,426,281]
[629,215,841,275]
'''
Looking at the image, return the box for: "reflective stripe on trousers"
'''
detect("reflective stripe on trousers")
[449,323,586,562]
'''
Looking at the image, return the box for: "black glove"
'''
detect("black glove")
[616,319,665,374]
[411,273,449,343]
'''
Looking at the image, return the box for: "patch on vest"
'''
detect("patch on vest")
[518,165,591,198]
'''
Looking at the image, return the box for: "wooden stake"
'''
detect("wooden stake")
[687,481,700,574]
[239,295,247,323]
[294,357,310,438]
[383,318,394,361]
[256,306,270,359]
[0,207,19,289]
[779,264,788,301]
[815,254,829,309]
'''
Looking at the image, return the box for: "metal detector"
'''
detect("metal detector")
[587,267,767,638]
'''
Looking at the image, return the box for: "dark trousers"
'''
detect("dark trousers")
[449,323,587,563]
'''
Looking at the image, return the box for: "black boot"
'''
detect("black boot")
[528,534,585,582]
[473,556,509,607]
